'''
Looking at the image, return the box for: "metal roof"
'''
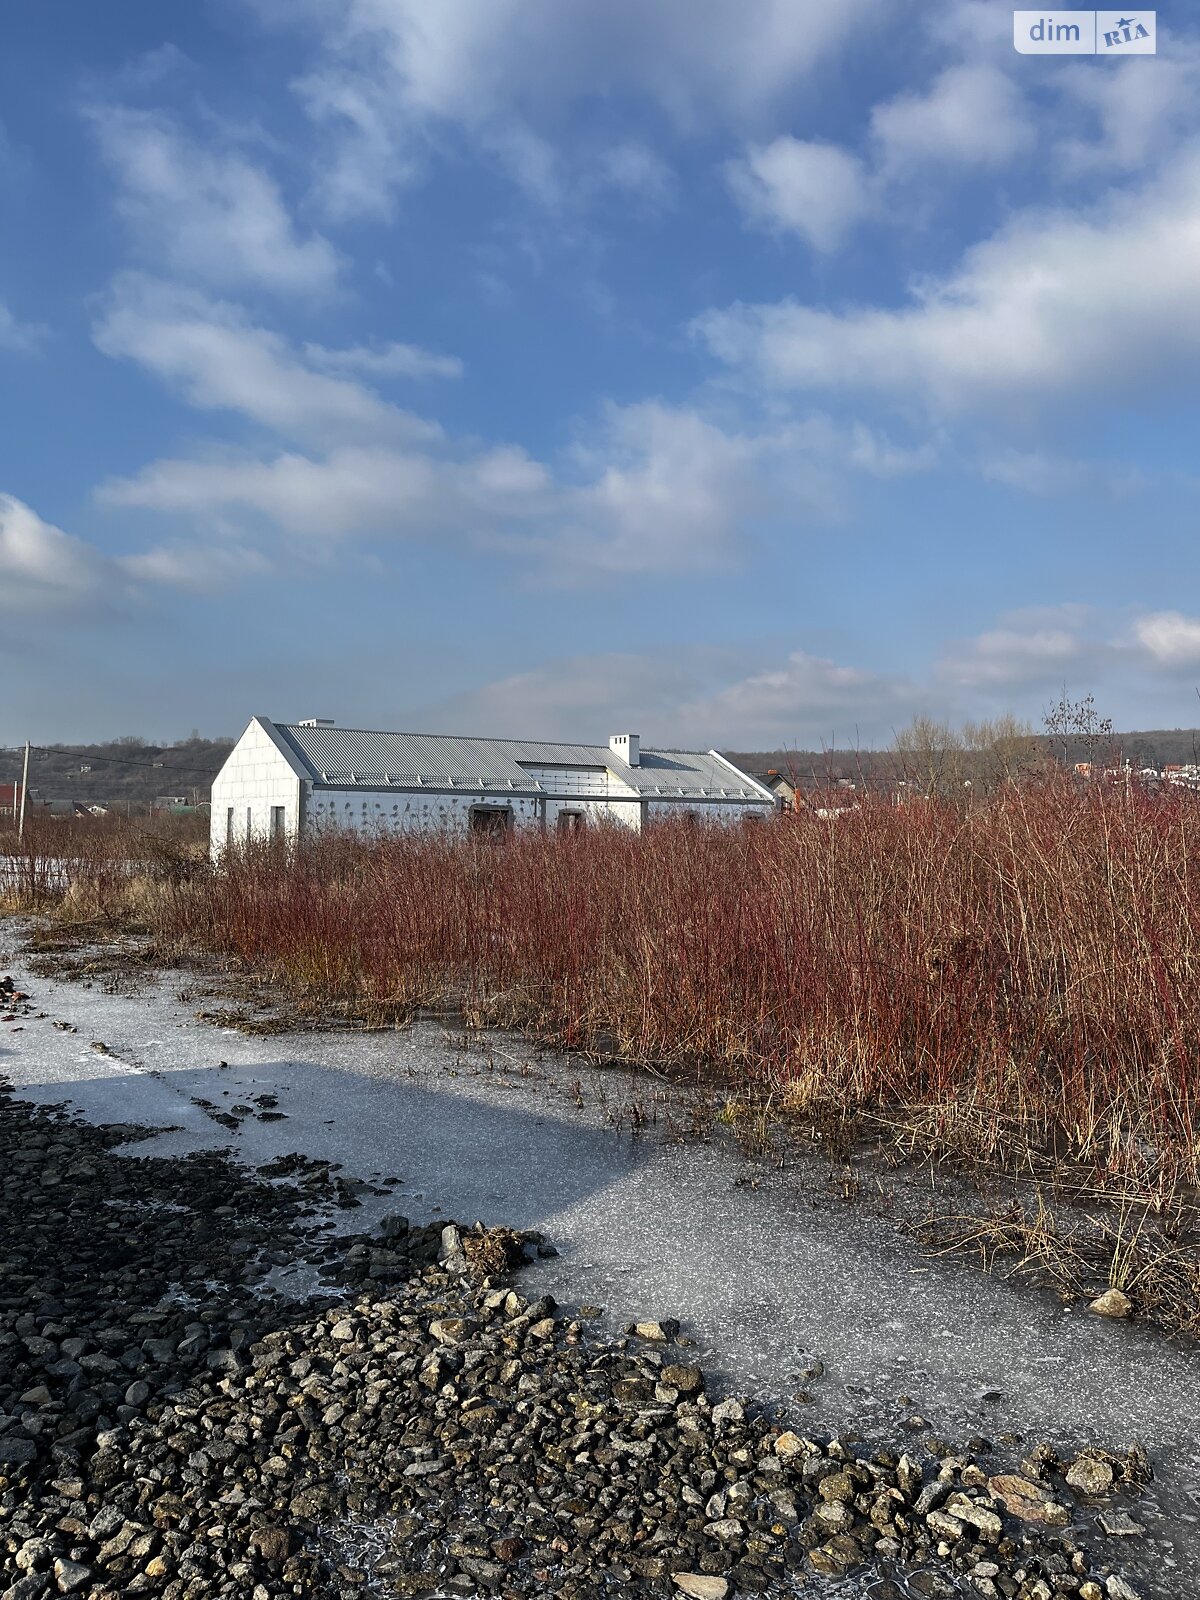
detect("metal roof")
[268,722,768,801]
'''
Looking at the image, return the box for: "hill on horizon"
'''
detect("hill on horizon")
[1,736,235,813]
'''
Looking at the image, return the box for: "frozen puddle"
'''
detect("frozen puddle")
[2,956,1198,1598]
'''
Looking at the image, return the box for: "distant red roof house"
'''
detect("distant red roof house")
[0,782,24,814]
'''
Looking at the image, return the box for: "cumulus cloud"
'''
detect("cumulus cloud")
[698,153,1200,410]
[99,397,903,579]
[95,407,758,574]
[871,66,1032,174]
[1057,48,1200,176]
[1133,611,1200,667]
[269,0,892,217]
[937,603,1200,704]
[725,138,872,252]
[722,66,1030,256]
[939,620,1091,691]
[88,106,341,296]
[93,276,437,445]
[545,402,827,577]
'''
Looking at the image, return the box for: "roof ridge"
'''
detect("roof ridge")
[279,723,701,756]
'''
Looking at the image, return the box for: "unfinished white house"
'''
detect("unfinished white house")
[210,717,774,856]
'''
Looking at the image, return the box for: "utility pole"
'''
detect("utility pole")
[18,742,30,840]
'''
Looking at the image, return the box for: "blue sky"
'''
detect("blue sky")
[3,1,1200,748]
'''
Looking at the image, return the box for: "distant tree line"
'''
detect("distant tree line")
[726,712,1200,796]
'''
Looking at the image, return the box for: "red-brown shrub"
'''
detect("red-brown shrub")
[138,778,1200,1190]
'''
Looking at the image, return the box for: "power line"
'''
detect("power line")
[19,744,223,779]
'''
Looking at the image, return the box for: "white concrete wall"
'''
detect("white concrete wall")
[305,786,771,836]
[210,722,302,857]
[520,765,642,831]
[307,789,541,835]
[644,797,772,826]
[543,795,641,830]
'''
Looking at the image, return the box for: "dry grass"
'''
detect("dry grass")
[0,812,208,917]
[11,780,1200,1186]
[915,1192,1200,1336]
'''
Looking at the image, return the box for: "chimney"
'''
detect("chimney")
[609,733,640,767]
[299,718,335,727]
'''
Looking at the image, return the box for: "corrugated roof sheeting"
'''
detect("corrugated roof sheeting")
[273,724,764,800]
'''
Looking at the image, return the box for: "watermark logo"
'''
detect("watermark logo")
[1097,11,1155,50]
[1013,11,1156,53]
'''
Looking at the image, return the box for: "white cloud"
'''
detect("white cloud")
[0,495,115,614]
[425,599,1200,749]
[933,0,1016,56]
[676,649,914,746]
[843,421,939,477]
[294,64,418,221]
[0,300,45,354]
[0,492,272,615]
[304,339,463,380]
[427,652,708,742]
[1133,611,1200,667]
[594,142,674,205]
[1057,48,1200,176]
[941,626,1087,690]
[980,448,1143,497]
[725,138,872,252]
[93,276,437,445]
[89,106,341,296]
[88,272,933,585]
[872,66,1032,174]
[936,605,1097,692]
[698,153,1200,410]
[549,402,807,576]
[271,0,892,217]
[118,542,272,592]
[723,66,1030,256]
[96,404,767,574]
[101,446,457,539]
[98,398,879,579]
[429,644,916,749]
[981,450,1091,496]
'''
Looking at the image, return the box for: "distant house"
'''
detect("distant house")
[210,717,776,856]
[757,770,800,812]
[0,782,23,819]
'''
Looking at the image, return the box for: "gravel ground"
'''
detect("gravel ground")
[0,960,1191,1600]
